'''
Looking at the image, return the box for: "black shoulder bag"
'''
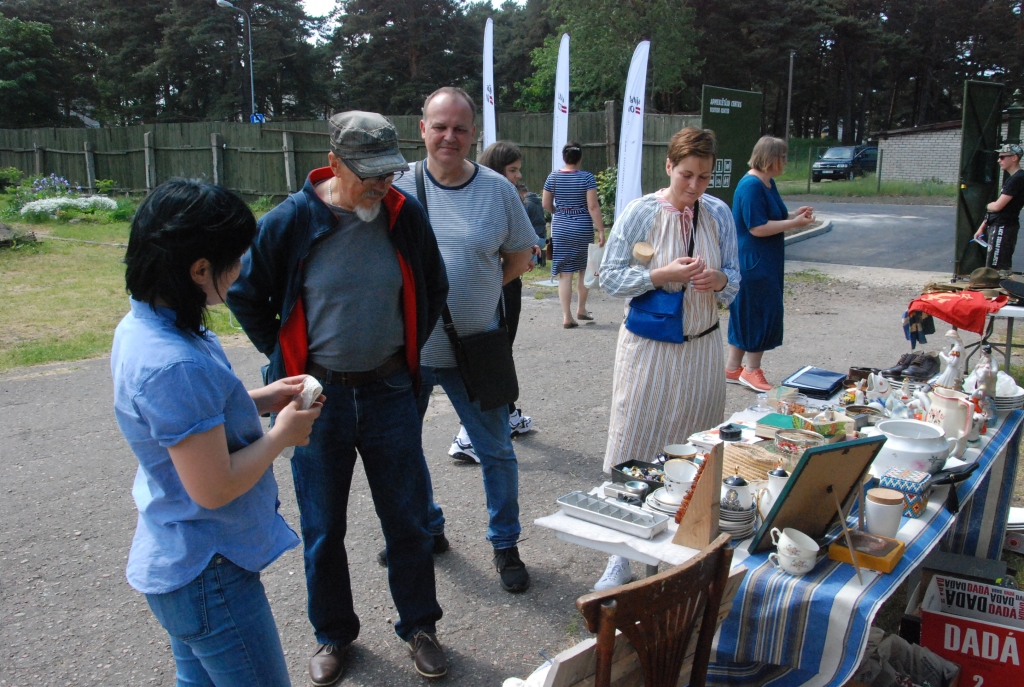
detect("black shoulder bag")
[415,161,519,411]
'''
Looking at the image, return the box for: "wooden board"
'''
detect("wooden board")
[672,443,723,549]
[748,435,887,554]
[542,567,747,687]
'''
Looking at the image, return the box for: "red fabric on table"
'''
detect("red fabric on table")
[907,291,1007,334]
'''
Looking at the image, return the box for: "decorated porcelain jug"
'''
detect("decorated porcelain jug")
[926,387,973,458]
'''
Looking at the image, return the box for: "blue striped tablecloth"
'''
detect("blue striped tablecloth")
[707,410,1023,687]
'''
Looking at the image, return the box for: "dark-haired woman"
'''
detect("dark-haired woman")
[544,141,605,328]
[477,141,535,441]
[111,179,322,687]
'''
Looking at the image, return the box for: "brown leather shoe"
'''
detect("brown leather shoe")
[407,631,448,678]
[309,643,347,686]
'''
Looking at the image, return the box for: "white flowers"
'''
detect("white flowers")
[20,196,118,215]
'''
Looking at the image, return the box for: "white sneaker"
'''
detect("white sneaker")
[594,555,633,591]
[509,408,533,436]
[448,428,480,464]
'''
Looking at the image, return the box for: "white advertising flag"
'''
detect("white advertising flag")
[615,40,650,220]
[551,33,570,173]
[482,18,496,149]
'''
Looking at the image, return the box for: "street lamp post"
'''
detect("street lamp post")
[216,0,257,122]
[785,51,795,142]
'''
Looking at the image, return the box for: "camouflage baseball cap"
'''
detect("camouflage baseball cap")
[328,111,408,178]
[998,143,1023,158]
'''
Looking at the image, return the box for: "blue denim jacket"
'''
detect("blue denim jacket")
[111,299,298,594]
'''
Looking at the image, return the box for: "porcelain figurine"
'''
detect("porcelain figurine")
[933,329,966,390]
[865,372,891,403]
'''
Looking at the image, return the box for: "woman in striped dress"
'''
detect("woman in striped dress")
[599,127,740,474]
[543,141,605,328]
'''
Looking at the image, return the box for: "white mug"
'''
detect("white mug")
[770,527,819,557]
[768,551,816,575]
[865,488,904,539]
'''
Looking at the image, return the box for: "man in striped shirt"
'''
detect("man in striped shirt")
[392,87,538,593]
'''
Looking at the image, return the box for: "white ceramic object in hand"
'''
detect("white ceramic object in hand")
[768,551,815,575]
[298,375,323,410]
[865,488,904,539]
[770,527,819,557]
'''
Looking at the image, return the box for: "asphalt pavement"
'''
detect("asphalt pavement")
[785,201,959,272]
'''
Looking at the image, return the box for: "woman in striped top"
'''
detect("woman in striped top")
[543,141,605,328]
[598,127,740,474]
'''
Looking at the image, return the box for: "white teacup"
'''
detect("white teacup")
[770,527,819,557]
[661,459,697,504]
[768,551,816,575]
[664,443,698,461]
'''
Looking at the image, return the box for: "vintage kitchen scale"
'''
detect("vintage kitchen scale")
[748,435,888,555]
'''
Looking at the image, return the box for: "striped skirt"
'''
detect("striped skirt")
[602,324,726,473]
[551,208,594,275]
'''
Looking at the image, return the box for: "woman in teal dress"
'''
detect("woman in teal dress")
[725,136,815,391]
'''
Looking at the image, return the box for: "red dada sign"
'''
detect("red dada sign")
[922,576,1022,685]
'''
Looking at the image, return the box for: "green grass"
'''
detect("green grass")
[777,175,957,199]
[786,269,832,285]
[0,238,240,372]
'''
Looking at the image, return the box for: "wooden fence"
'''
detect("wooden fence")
[0,106,700,201]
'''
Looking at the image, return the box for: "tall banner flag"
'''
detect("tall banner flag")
[482,18,496,149]
[551,33,570,173]
[615,40,650,221]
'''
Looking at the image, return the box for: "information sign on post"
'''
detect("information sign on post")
[250,113,265,124]
[700,85,762,206]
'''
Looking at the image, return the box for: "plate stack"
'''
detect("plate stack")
[994,387,1024,414]
[644,488,682,516]
[719,503,757,541]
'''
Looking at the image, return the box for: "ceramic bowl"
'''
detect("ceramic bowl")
[663,443,698,460]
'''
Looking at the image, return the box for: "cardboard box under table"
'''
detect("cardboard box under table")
[919,574,1024,686]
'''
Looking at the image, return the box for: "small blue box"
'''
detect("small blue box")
[879,467,930,518]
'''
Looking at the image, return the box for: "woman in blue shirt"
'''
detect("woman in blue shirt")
[111,179,322,687]
[725,137,814,391]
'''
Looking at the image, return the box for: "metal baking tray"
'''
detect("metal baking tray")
[556,491,669,539]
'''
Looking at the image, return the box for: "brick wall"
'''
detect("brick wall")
[877,123,1011,184]
[878,129,961,183]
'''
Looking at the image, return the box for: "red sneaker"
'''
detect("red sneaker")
[739,368,772,392]
[725,366,745,384]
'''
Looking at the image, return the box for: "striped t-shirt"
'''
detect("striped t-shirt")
[394,162,538,368]
[543,169,596,211]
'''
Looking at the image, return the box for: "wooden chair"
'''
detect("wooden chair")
[575,533,734,687]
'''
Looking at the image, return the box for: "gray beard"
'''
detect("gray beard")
[354,202,382,222]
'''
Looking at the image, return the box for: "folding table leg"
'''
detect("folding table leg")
[1006,317,1014,370]
[644,563,659,577]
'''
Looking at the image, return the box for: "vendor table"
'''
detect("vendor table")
[965,303,1024,370]
[536,409,1022,687]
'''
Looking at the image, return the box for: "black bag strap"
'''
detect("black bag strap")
[415,159,428,214]
[686,200,699,258]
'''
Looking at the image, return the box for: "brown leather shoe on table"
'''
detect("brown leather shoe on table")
[309,643,348,686]
[407,631,448,678]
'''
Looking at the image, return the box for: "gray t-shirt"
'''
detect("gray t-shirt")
[303,202,404,372]
[394,163,538,368]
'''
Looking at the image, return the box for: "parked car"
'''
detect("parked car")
[811,145,878,182]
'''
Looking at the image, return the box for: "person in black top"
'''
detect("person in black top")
[975,143,1024,272]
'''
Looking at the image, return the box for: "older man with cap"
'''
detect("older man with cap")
[228,111,450,683]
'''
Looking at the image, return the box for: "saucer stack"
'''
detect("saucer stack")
[719,503,757,540]
[645,488,682,516]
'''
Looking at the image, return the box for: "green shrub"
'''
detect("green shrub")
[108,197,137,222]
[95,179,117,194]
[249,195,278,214]
[596,166,616,228]
[0,166,24,192]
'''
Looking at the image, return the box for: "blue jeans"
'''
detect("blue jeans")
[145,555,290,687]
[291,369,441,645]
[418,366,521,550]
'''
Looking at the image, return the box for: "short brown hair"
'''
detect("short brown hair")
[748,136,788,173]
[667,127,717,167]
[480,141,522,175]
[423,86,477,118]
